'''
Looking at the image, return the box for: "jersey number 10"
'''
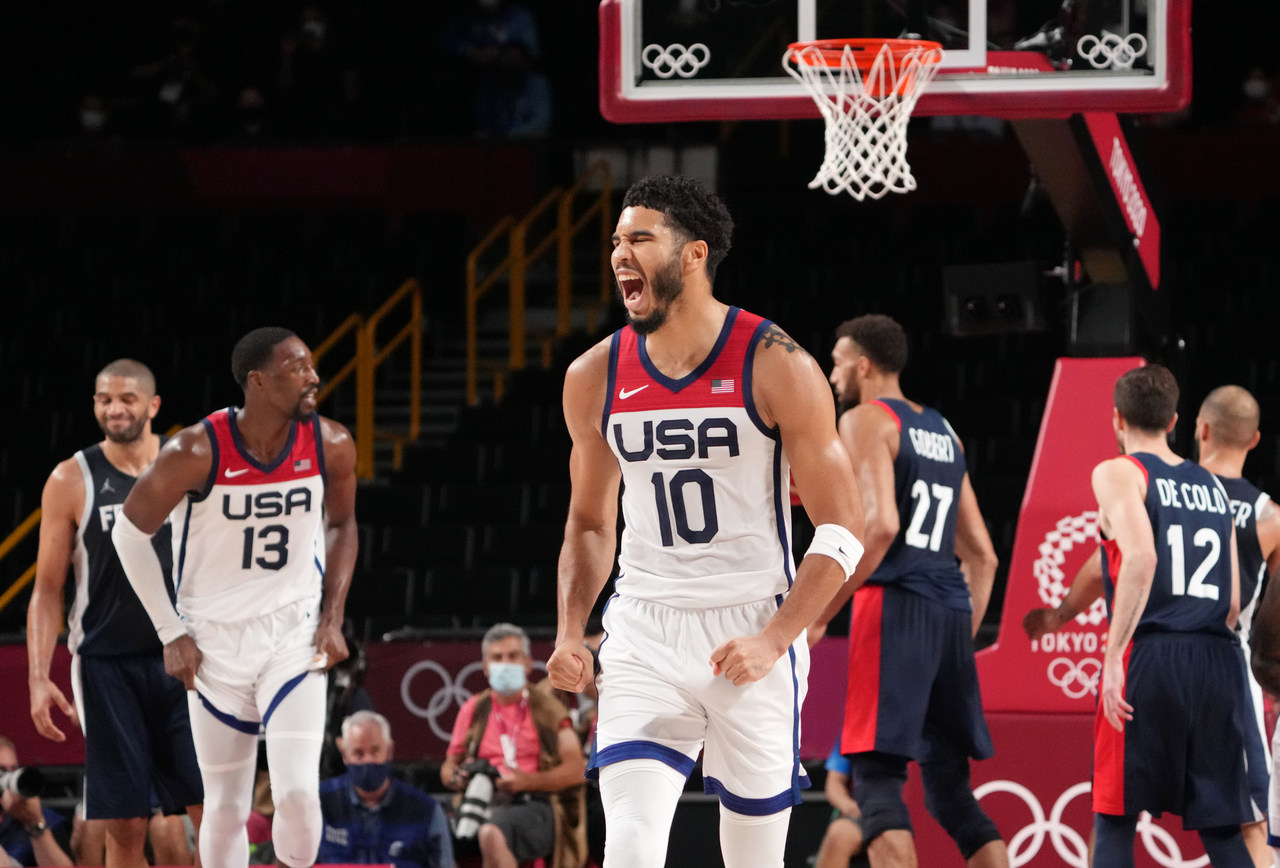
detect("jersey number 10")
[651,469,718,546]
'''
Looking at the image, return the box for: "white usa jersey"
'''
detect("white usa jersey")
[604,307,794,608]
[170,408,327,624]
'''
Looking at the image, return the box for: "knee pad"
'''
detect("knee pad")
[920,757,1000,859]
[270,784,322,868]
[719,806,790,868]
[599,760,686,868]
[849,753,912,842]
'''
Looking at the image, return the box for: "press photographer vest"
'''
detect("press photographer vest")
[461,684,586,868]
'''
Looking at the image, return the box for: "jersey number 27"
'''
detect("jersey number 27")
[905,481,954,552]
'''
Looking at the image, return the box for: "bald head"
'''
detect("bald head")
[1199,385,1260,449]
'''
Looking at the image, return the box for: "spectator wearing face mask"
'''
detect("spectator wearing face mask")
[317,712,454,868]
[440,624,586,868]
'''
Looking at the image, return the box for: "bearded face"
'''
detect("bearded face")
[624,252,684,336]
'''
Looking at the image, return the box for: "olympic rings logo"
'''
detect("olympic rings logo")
[976,780,1209,868]
[975,780,1091,867]
[1077,30,1148,71]
[642,43,711,79]
[399,659,549,742]
[1047,656,1101,699]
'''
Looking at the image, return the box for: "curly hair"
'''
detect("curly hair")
[621,175,734,281]
[835,314,908,374]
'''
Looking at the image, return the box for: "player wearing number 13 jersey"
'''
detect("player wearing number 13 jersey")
[547,176,866,868]
[1091,365,1253,868]
[113,327,359,868]
[811,314,1007,868]
[170,407,326,622]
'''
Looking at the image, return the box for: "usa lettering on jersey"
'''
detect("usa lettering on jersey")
[611,417,740,462]
[221,487,315,520]
[604,308,795,608]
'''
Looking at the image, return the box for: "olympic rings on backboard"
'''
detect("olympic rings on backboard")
[1077,30,1148,71]
[642,43,711,79]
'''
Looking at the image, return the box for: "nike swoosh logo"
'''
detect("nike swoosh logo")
[618,385,649,399]
[224,468,250,478]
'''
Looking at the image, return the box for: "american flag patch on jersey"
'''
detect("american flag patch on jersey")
[294,458,312,471]
[711,379,734,394]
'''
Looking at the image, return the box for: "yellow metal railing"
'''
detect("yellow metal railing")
[0,278,423,617]
[466,161,613,406]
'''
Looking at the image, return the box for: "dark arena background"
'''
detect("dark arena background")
[1,1,1279,866]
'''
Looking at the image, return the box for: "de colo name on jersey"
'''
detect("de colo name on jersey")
[1154,477,1228,515]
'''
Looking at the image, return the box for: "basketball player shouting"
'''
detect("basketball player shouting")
[547,175,866,868]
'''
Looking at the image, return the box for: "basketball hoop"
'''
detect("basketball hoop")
[783,38,944,201]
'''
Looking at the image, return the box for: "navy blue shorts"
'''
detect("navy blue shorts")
[1093,632,1253,829]
[841,583,993,763]
[76,653,203,819]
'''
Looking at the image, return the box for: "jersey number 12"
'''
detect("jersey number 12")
[1165,524,1221,600]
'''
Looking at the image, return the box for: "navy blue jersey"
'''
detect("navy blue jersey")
[864,398,971,611]
[1217,475,1269,637]
[68,441,174,656]
[1101,453,1234,638]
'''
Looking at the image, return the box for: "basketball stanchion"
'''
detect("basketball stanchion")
[783,38,944,201]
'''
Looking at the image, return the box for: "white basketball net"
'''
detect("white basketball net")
[784,41,944,201]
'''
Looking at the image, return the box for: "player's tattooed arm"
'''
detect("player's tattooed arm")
[759,324,803,354]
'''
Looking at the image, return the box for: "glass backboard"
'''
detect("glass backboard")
[600,0,1190,122]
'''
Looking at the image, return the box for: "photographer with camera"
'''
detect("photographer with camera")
[441,624,586,868]
[317,711,454,868]
[0,738,72,867]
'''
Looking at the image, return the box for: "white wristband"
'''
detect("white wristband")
[111,511,188,645]
[805,523,864,580]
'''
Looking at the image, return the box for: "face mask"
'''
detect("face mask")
[347,761,389,792]
[301,20,326,41]
[488,662,526,695]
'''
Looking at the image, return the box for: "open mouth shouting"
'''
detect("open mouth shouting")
[617,271,645,311]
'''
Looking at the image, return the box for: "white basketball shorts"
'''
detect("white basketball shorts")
[589,593,811,815]
[188,593,326,731]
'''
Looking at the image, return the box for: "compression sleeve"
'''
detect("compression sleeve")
[112,511,188,644]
